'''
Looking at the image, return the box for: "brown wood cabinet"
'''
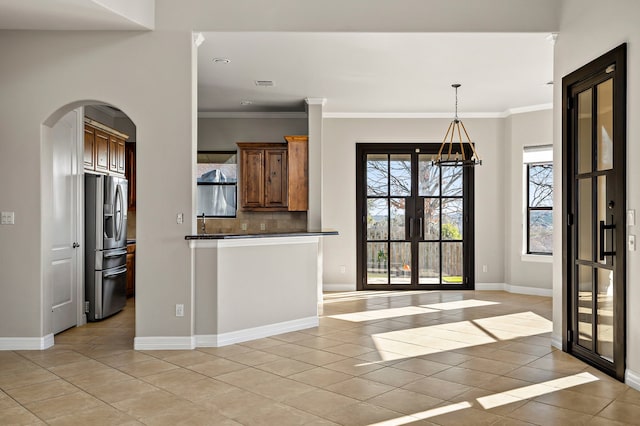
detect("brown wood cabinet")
[95,129,110,173]
[83,118,127,177]
[125,143,136,210]
[238,143,288,210]
[285,135,308,211]
[237,136,308,211]
[109,135,126,175]
[126,243,136,298]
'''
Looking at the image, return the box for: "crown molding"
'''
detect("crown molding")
[500,103,553,117]
[323,112,504,119]
[198,111,307,119]
[323,104,553,119]
[305,98,327,106]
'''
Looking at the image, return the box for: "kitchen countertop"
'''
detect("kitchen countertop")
[185,230,338,240]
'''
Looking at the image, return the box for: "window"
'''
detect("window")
[196,151,237,217]
[524,146,553,254]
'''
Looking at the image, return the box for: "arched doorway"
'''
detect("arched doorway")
[42,101,137,348]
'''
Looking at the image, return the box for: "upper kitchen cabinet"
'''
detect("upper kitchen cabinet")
[125,143,136,210]
[238,143,287,210]
[84,118,127,177]
[285,135,308,211]
[237,135,308,211]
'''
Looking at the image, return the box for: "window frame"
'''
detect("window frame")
[196,150,238,218]
[526,161,553,255]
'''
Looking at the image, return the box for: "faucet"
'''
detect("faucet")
[200,212,206,233]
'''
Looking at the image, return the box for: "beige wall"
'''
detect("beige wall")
[0,29,196,339]
[321,117,507,287]
[504,109,554,290]
[553,0,640,382]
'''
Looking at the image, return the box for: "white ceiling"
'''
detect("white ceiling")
[0,0,554,115]
[198,32,554,115]
[0,0,153,30]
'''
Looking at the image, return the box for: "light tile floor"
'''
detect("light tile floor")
[1,291,639,425]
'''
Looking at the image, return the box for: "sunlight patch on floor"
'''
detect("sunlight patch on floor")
[328,299,500,322]
[477,371,598,408]
[368,402,473,426]
[366,311,552,362]
[366,372,599,425]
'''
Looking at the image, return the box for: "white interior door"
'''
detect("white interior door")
[49,109,83,334]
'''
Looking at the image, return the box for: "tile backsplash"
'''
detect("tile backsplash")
[197,210,307,234]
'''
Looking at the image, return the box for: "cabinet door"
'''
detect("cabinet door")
[109,135,119,174]
[286,137,308,211]
[116,138,126,175]
[84,126,96,171]
[241,149,265,208]
[94,129,110,173]
[264,148,288,208]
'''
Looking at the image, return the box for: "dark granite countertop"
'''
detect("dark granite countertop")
[185,230,338,240]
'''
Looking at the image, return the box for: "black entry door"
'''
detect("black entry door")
[563,44,627,380]
[356,144,474,290]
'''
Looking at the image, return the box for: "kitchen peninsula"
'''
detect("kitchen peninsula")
[187,230,337,347]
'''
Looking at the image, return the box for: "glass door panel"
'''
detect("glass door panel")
[577,265,593,350]
[418,242,439,284]
[367,242,388,284]
[577,89,593,174]
[390,242,411,284]
[423,198,440,240]
[596,267,614,361]
[577,178,592,261]
[442,199,463,240]
[443,242,463,284]
[597,79,614,171]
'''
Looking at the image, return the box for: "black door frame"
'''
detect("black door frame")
[356,143,475,291]
[562,43,627,380]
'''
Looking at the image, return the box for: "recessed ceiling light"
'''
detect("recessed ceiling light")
[240,100,253,106]
[255,80,275,87]
[212,58,231,64]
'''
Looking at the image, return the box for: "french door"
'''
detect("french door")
[563,44,626,380]
[356,144,474,290]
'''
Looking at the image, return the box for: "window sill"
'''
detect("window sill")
[521,254,553,263]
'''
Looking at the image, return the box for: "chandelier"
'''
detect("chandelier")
[432,84,482,167]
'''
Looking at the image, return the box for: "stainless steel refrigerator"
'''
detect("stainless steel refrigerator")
[85,174,128,321]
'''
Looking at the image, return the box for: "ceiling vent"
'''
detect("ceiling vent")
[255,80,275,87]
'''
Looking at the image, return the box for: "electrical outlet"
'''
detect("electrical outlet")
[340,265,346,274]
[241,223,248,231]
[260,223,266,231]
[176,213,184,224]
[175,304,184,317]
[1,211,15,225]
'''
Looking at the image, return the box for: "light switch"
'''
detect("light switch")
[1,211,15,225]
[629,234,636,251]
[628,210,636,226]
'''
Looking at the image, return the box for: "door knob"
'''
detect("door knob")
[72,242,80,248]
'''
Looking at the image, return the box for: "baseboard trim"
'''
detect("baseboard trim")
[196,316,319,348]
[476,282,553,297]
[0,334,54,350]
[323,284,356,292]
[134,336,196,351]
[626,368,640,391]
[551,334,563,350]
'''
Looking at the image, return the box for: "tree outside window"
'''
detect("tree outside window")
[525,146,553,255]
